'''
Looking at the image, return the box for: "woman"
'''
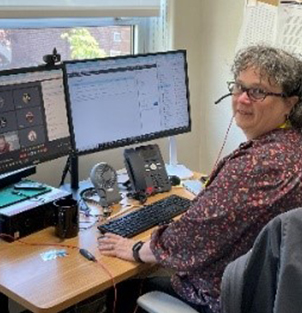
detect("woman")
[99,45,302,313]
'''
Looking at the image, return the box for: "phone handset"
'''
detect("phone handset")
[124,148,148,193]
[123,144,171,196]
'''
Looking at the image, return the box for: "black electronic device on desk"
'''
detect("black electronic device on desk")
[98,194,191,238]
[0,182,72,241]
[124,144,171,197]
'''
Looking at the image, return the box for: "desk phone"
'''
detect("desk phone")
[124,144,171,196]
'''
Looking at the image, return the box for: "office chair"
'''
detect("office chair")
[138,208,302,313]
[137,291,199,313]
[221,207,302,313]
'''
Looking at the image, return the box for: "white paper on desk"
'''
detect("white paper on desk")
[276,3,302,58]
[236,2,278,52]
[182,180,204,196]
[117,169,129,184]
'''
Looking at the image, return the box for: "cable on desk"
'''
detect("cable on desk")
[0,233,79,250]
[0,232,118,313]
[78,191,115,231]
[79,196,91,216]
[80,187,101,207]
[79,187,116,219]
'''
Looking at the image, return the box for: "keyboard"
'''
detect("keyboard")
[98,194,192,238]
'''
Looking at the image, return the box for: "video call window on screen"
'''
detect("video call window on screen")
[64,50,191,156]
[0,66,71,175]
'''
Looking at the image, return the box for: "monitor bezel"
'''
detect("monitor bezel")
[63,49,191,156]
[0,64,72,176]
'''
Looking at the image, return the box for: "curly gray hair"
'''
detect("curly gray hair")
[231,45,302,129]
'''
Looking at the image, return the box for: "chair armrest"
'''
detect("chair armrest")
[137,291,199,313]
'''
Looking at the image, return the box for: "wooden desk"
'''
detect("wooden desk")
[0,186,195,313]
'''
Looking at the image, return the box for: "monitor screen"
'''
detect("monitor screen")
[0,65,71,175]
[63,50,191,155]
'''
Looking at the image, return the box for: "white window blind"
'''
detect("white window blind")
[0,0,161,19]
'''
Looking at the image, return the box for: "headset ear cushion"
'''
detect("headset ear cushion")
[169,175,181,186]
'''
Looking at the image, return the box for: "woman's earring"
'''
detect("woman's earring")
[283,114,292,129]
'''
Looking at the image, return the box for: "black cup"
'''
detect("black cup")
[54,198,79,239]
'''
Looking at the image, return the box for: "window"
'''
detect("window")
[0,0,164,70]
[0,25,133,70]
[113,31,122,42]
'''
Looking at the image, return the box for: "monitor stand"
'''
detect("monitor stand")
[0,166,36,189]
[165,136,193,179]
[61,155,89,199]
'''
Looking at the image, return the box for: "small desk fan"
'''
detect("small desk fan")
[90,162,121,209]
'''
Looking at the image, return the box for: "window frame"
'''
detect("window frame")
[0,1,161,19]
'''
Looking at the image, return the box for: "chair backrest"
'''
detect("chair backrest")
[221,207,302,313]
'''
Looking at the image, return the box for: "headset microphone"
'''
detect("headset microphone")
[214,92,232,105]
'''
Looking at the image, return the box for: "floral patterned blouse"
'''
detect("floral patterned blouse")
[150,128,302,312]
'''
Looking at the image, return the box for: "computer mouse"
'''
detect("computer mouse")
[169,175,181,186]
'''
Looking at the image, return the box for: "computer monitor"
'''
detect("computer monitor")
[63,50,191,156]
[0,65,71,176]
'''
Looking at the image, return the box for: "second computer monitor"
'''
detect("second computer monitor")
[63,50,191,155]
[0,65,71,175]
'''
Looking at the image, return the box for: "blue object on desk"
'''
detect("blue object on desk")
[0,180,51,209]
[182,180,204,196]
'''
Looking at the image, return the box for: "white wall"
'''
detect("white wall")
[199,0,246,173]
[30,0,247,186]
[167,0,203,173]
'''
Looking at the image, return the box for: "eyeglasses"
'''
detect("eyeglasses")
[227,81,287,102]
